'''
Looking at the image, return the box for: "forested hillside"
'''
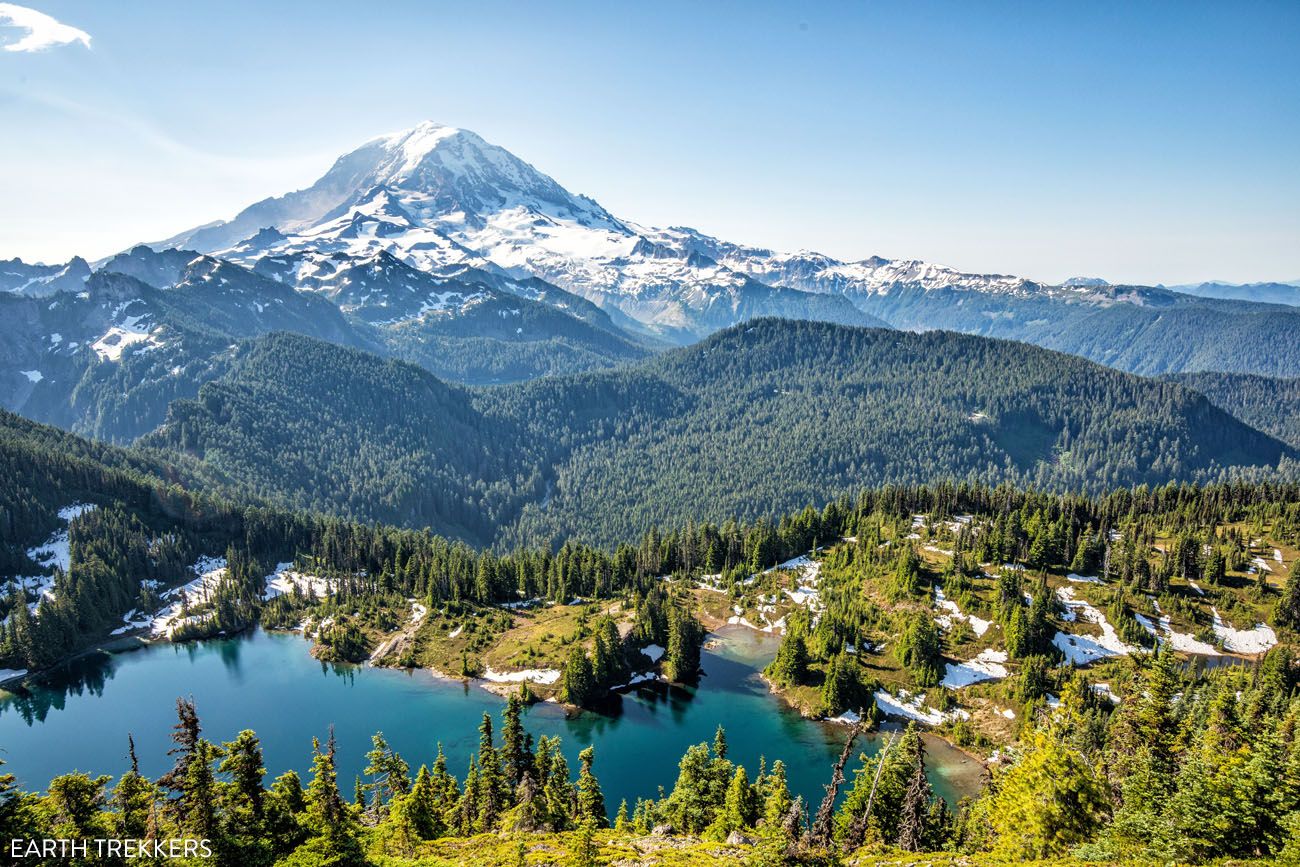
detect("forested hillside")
[3,418,1299,866]
[1171,371,1300,450]
[142,320,1296,547]
[140,334,541,545]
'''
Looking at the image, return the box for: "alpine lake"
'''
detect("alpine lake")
[0,625,984,814]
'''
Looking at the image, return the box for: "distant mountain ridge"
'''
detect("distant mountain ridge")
[142,319,1297,547]
[1165,280,1300,307]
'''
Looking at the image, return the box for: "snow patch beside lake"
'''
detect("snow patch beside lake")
[150,556,228,637]
[481,667,560,685]
[873,688,969,726]
[1210,608,1277,654]
[1134,607,1218,656]
[642,643,665,662]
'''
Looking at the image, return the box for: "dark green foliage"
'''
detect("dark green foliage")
[1169,372,1300,450]
[766,627,810,688]
[664,605,704,683]
[895,613,943,687]
[138,321,1296,548]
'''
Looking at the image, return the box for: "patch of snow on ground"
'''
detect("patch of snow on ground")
[410,601,428,623]
[497,597,543,609]
[1210,607,1278,654]
[1134,608,1219,656]
[20,370,42,383]
[111,602,155,635]
[1066,573,1103,584]
[1052,586,1135,665]
[481,667,561,685]
[934,586,992,637]
[264,564,335,599]
[150,556,228,637]
[941,648,1009,689]
[1091,683,1120,704]
[827,709,861,725]
[448,624,464,639]
[695,574,727,593]
[1188,581,1205,596]
[92,315,159,361]
[873,689,969,726]
[24,503,97,574]
[643,643,665,662]
[0,668,28,684]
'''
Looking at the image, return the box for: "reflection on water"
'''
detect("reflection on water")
[2,648,117,725]
[0,626,984,809]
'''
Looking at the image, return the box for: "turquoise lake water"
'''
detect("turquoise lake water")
[0,626,983,813]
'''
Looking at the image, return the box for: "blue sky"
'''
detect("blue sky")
[2,0,1297,284]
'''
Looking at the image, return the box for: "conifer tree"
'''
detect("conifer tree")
[219,729,266,822]
[477,712,507,827]
[1278,559,1300,630]
[363,731,411,817]
[501,691,530,788]
[561,644,596,706]
[45,773,111,840]
[766,629,809,687]
[705,765,757,841]
[761,760,793,828]
[664,605,703,683]
[665,742,716,834]
[400,764,436,840]
[576,746,607,828]
[986,683,1109,859]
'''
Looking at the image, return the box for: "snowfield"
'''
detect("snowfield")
[149,556,228,637]
[24,503,97,574]
[91,314,161,361]
[1052,586,1135,665]
[873,688,970,726]
[5,503,99,615]
[933,586,992,636]
[1134,599,1219,656]
[941,648,1009,689]
[481,667,561,685]
[264,563,336,598]
[1210,608,1277,654]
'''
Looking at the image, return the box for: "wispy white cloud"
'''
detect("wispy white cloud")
[0,3,91,53]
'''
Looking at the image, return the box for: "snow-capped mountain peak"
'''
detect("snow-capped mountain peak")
[160,121,1173,341]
